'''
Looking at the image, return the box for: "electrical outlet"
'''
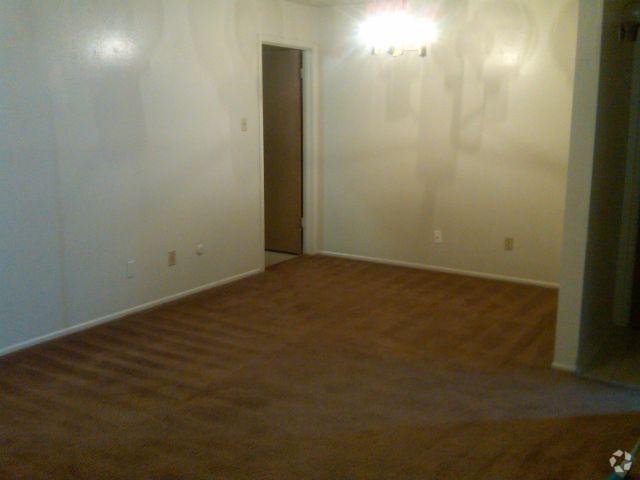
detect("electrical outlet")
[240,118,248,132]
[504,237,514,251]
[196,244,205,256]
[434,230,443,244]
[126,260,136,279]
[168,250,177,267]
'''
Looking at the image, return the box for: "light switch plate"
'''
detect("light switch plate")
[126,260,136,279]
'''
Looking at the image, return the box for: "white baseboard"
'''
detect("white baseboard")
[0,268,263,358]
[551,361,577,373]
[319,251,559,289]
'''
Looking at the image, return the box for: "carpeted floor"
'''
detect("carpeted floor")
[1,255,639,479]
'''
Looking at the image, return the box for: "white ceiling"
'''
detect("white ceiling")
[292,0,367,6]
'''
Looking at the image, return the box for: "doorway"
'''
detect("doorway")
[578,1,640,387]
[262,45,304,267]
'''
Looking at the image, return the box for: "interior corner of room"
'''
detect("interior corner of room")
[2,0,639,404]
[2,0,640,400]
[2,0,640,477]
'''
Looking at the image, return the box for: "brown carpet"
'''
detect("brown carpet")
[1,255,639,479]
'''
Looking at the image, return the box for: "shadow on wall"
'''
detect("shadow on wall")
[36,0,164,254]
[374,0,539,194]
[550,0,580,83]
[24,0,166,325]
[432,0,538,154]
[188,0,240,181]
[88,1,163,160]
[188,0,286,183]
[415,0,537,252]
[323,1,547,259]
[41,0,164,161]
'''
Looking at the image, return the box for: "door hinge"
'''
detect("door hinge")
[300,67,304,80]
[300,217,305,229]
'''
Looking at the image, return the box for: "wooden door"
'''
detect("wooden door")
[262,46,303,255]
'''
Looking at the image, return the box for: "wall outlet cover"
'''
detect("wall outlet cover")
[126,260,136,279]
[504,237,514,251]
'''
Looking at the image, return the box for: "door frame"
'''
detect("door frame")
[612,36,640,327]
[258,34,320,267]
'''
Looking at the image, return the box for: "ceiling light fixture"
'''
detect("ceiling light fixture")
[358,0,438,57]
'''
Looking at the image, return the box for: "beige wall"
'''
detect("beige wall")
[0,0,587,358]
[319,0,578,286]
[0,0,320,354]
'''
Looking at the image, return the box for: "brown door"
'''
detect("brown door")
[262,45,303,255]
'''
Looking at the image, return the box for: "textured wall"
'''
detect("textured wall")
[320,0,578,285]
[0,0,320,352]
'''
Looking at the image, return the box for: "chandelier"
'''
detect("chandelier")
[358,0,439,57]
